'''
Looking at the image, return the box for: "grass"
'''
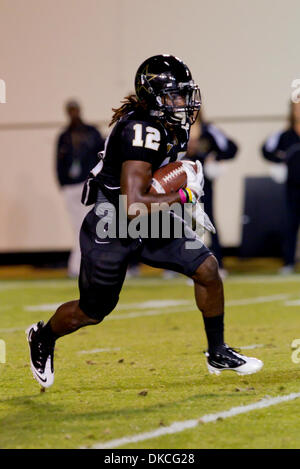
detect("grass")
[1,269,300,448]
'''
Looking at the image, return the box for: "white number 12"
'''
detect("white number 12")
[132,124,160,151]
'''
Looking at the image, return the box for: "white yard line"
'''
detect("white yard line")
[1,274,300,293]
[0,327,24,333]
[24,303,62,312]
[227,294,289,306]
[85,391,300,449]
[124,275,300,286]
[0,280,76,291]
[285,299,300,306]
[24,299,191,313]
[239,344,265,350]
[0,307,196,333]
[127,275,300,285]
[24,294,289,313]
[106,306,195,321]
[119,300,190,310]
[1,293,292,334]
[225,274,300,284]
[72,345,265,354]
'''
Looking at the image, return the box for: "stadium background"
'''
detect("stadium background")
[0,0,298,257]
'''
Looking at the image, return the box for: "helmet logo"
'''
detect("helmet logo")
[137,64,158,95]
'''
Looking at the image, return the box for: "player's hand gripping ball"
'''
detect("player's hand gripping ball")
[149,160,204,199]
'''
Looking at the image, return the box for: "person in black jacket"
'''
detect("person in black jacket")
[56,100,105,277]
[185,110,238,277]
[262,101,300,274]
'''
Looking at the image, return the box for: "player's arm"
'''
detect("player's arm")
[120,160,181,219]
[119,121,202,219]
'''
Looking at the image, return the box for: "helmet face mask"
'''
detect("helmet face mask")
[158,84,201,127]
[135,55,201,128]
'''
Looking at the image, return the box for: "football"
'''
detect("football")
[149,160,198,194]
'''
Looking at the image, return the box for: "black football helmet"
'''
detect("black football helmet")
[135,54,201,127]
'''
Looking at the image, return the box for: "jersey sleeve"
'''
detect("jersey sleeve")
[262,131,286,163]
[206,124,238,160]
[119,120,163,166]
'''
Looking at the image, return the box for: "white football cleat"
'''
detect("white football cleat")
[206,344,263,376]
[26,321,55,388]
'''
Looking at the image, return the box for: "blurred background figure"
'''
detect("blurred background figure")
[56,99,105,277]
[185,109,238,278]
[262,101,300,275]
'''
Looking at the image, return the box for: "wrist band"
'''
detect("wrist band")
[179,188,188,204]
[185,187,194,203]
[179,187,196,204]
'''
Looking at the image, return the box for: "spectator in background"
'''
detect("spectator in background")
[185,109,238,278]
[56,100,105,277]
[262,101,300,274]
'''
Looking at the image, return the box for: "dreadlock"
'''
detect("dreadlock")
[109,94,146,126]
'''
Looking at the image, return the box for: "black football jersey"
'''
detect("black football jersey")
[262,128,300,185]
[84,110,189,207]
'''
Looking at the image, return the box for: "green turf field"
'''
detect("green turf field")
[1,273,300,449]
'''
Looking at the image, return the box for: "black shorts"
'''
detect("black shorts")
[79,206,212,320]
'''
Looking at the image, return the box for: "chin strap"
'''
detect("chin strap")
[149,108,191,129]
[149,109,164,118]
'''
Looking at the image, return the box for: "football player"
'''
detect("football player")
[27,55,263,388]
